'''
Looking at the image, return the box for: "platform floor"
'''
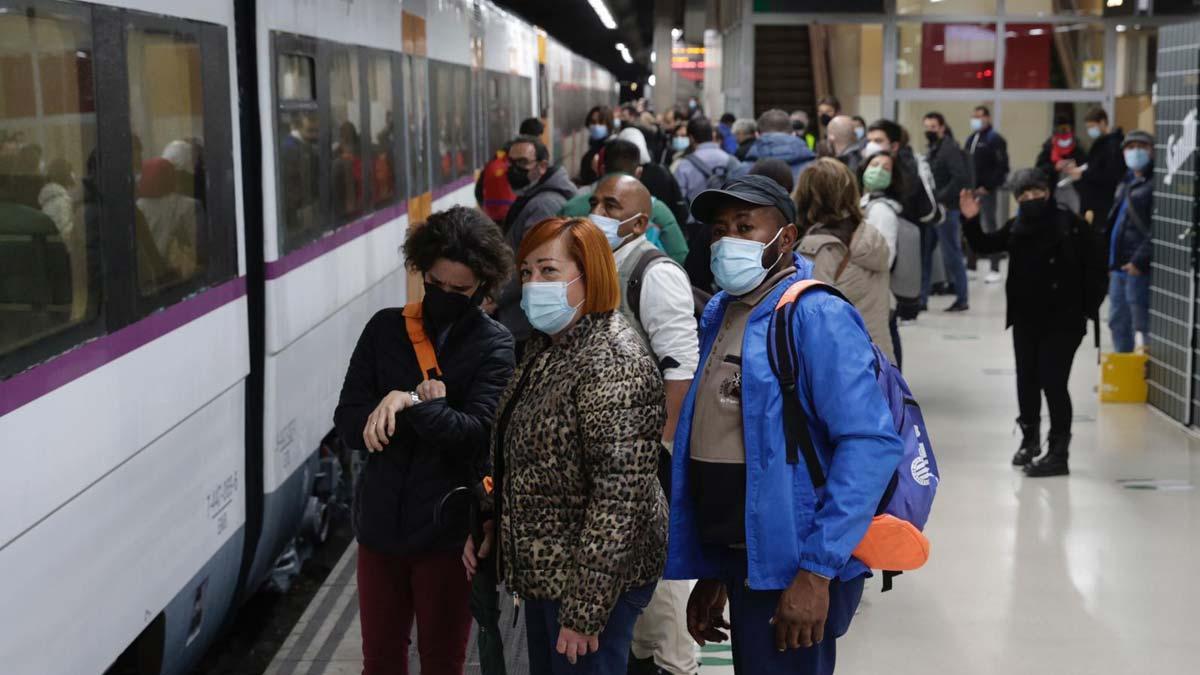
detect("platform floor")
[266,269,1200,674]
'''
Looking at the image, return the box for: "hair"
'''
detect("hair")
[748,158,795,194]
[601,138,642,175]
[756,108,792,134]
[720,112,737,125]
[518,117,545,136]
[852,115,866,127]
[818,96,842,113]
[687,116,715,144]
[923,111,946,127]
[403,206,513,296]
[1054,114,1071,128]
[621,103,639,118]
[586,105,613,129]
[858,150,908,200]
[868,119,903,145]
[516,217,620,315]
[510,135,549,162]
[792,158,861,238]
[1084,107,1108,125]
[974,105,991,117]
[732,118,757,137]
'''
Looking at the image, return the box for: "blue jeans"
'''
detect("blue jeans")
[524,582,656,675]
[938,209,969,305]
[1109,271,1151,353]
[919,223,939,306]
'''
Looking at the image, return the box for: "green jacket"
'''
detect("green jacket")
[558,174,689,265]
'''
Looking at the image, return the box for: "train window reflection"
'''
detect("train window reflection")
[368,54,398,207]
[330,49,364,222]
[278,53,315,101]
[0,6,100,364]
[127,26,207,297]
[403,55,428,196]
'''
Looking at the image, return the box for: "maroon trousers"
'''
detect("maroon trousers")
[357,544,473,675]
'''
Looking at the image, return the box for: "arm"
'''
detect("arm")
[794,298,904,578]
[994,134,1010,185]
[561,355,666,636]
[404,328,515,451]
[474,171,485,207]
[640,264,701,441]
[673,163,697,206]
[1035,141,1055,178]
[936,145,969,205]
[652,200,690,264]
[333,314,383,449]
[961,214,1011,256]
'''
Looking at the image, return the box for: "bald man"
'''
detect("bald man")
[589,175,700,675]
[828,114,865,174]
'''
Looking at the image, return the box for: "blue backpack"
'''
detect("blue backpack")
[767,280,940,591]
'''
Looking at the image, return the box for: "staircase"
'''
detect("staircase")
[753,25,818,118]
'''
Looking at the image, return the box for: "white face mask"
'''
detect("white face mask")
[590,212,642,249]
[862,141,887,159]
[710,228,785,296]
[521,275,584,335]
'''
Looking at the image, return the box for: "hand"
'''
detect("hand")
[556,626,599,665]
[771,570,830,651]
[1066,165,1084,180]
[1055,159,1073,172]
[958,189,980,220]
[415,378,446,401]
[686,579,730,646]
[974,187,989,197]
[463,520,494,581]
[1122,263,1142,277]
[363,390,415,452]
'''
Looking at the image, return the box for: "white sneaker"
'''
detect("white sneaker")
[985,272,1002,284]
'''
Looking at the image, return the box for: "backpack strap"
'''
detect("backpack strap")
[767,280,851,488]
[627,247,670,327]
[402,302,442,381]
[684,153,713,179]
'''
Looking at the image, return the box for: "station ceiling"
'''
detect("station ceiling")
[493,0,654,81]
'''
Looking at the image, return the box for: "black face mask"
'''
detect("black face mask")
[1017,198,1052,224]
[507,164,532,190]
[925,130,939,145]
[819,113,833,127]
[423,282,478,328]
[792,120,807,133]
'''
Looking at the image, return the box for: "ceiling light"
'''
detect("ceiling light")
[671,27,683,41]
[648,74,656,87]
[1028,28,1045,36]
[588,0,617,30]
[1116,24,1127,32]
[1107,0,1123,7]
[650,51,656,63]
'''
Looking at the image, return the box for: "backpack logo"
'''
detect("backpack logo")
[911,426,932,486]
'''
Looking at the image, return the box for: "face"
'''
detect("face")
[817,103,837,122]
[868,154,894,173]
[1126,141,1151,154]
[301,117,320,143]
[866,129,898,153]
[675,125,689,139]
[923,118,943,138]
[1017,187,1050,203]
[509,142,546,183]
[710,203,797,266]
[520,235,586,308]
[590,179,649,238]
[972,110,989,126]
[1056,124,1073,136]
[852,120,865,134]
[425,258,480,297]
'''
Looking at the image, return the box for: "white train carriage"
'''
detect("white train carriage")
[0,0,616,673]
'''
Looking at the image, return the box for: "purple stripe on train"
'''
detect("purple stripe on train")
[264,202,409,280]
[0,277,248,417]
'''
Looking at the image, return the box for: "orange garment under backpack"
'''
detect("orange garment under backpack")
[402,302,442,382]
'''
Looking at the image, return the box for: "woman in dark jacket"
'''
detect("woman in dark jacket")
[960,169,1106,478]
[465,216,667,674]
[334,206,515,675]
[578,106,614,186]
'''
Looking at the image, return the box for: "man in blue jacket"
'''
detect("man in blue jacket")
[666,175,904,674]
[745,109,816,182]
[1106,129,1155,353]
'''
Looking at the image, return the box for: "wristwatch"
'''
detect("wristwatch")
[409,391,421,404]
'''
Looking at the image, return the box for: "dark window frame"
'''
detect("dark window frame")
[271,32,329,255]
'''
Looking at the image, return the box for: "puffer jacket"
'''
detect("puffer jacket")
[745,132,816,180]
[798,224,894,363]
[492,311,667,636]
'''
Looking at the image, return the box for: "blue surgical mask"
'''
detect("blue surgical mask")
[590,212,641,249]
[710,228,785,296]
[672,136,690,152]
[1124,147,1151,172]
[589,124,609,141]
[854,126,865,140]
[521,276,584,335]
[1087,125,1102,139]
[969,118,984,132]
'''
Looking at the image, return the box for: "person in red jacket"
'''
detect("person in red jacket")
[476,118,543,223]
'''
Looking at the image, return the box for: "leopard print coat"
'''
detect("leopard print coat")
[492,311,668,636]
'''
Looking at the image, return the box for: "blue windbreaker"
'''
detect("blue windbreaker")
[665,255,904,587]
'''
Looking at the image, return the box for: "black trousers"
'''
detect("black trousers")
[1012,322,1083,438]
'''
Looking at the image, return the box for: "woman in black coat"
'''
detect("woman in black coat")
[960,169,1106,478]
[334,206,515,675]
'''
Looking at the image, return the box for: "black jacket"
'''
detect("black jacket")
[335,306,515,555]
[1105,171,1154,272]
[638,161,689,227]
[897,146,937,226]
[1078,129,1125,223]
[927,134,969,208]
[963,205,1107,333]
[965,127,1009,191]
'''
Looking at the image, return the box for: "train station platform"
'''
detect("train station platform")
[266,269,1200,674]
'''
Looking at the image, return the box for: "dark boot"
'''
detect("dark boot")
[1025,433,1070,477]
[1012,419,1040,467]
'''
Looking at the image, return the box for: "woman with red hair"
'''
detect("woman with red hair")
[464,217,667,674]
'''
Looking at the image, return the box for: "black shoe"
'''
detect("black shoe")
[1024,434,1070,477]
[945,301,969,313]
[627,655,658,675]
[1012,418,1040,466]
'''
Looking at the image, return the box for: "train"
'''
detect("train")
[0,0,617,673]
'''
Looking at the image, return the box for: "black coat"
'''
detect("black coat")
[334,306,515,555]
[897,146,937,226]
[927,135,969,208]
[963,205,1107,333]
[965,127,1009,191]
[1078,129,1125,223]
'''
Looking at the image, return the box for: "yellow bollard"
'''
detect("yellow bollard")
[1099,352,1149,403]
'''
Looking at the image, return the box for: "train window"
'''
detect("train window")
[452,65,470,181]
[0,3,103,377]
[329,48,364,223]
[367,53,398,208]
[126,25,209,299]
[278,53,315,101]
[430,61,453,187]
[403,55,428,197]
[276,47,320,252]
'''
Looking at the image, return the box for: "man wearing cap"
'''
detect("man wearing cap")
[663,175,903,673]
[1106,129,1155,354]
